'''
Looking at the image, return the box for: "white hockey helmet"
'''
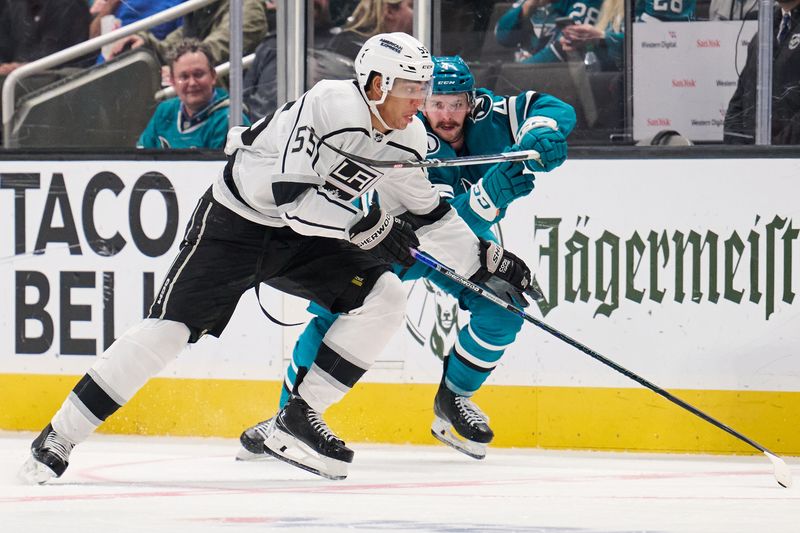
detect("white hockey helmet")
[354,32,434,129]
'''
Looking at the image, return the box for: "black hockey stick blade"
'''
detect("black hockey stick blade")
[410,248,793,489]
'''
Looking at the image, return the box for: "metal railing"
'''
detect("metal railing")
[154,53,256,101]
[1,0,217,148]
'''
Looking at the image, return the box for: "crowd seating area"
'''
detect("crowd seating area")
[0,0,790,148]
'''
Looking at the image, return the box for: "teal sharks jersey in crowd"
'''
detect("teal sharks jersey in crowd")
[635,0,696,21]
[496,0,604,63]
[137,88,251,149]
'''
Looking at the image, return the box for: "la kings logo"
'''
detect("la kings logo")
[323,159,382,201]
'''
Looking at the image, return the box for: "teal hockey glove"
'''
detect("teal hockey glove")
[520,127,567,172]
[518,119,568,172]
[470,153,534,221]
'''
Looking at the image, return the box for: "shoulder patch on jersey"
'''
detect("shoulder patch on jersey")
[426,132,441,154]
[472,94,493,122]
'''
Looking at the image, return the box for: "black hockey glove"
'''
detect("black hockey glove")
[349,208,419,267]
[469,239,532,307]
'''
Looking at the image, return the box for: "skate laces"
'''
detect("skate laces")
[43,431,74,462]
[307,409,340,443]
[454,396,488,427]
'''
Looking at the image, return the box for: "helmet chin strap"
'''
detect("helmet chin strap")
[361,81,393,132]
[368,100,393,132]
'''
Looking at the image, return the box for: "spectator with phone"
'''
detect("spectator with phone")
[495,0,603,64]
[559,0,624,70]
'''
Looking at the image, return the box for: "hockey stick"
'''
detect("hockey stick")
[310,130,542,169]
[410,248,793,489]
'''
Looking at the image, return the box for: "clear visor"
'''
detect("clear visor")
[424,93,471,113]
[387,78,433,101]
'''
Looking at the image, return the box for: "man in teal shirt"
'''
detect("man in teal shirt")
[137,38,250,149]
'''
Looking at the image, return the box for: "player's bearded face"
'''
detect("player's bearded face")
[376,78,431,130]
[423,93,470,143]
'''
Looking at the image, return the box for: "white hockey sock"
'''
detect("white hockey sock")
[52,319,190,444]
[298,272,405,412]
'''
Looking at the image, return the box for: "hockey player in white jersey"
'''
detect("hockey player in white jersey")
[20,32,536,482]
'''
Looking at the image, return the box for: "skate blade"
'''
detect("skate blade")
[431,417,487,460]
[263,427,348,480]
[18,455,58,485]
[235,446,273,461]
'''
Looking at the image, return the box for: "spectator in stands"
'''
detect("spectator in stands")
[559,0,624,71]
[329,0,362,26]
[495,0,603,64]
[326,0,414,59]
[723,0,800,144]
[137,39,250,149]
[635,0,695,21]
[708,0,757,19]
[242,0,334,121]
[243,33,279,121]
[106,0,267,67]
[0,0,93,76]
[89,0,186,41]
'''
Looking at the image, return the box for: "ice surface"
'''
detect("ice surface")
[1,432,797,533]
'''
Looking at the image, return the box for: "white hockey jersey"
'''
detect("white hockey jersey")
[212,79,480,277]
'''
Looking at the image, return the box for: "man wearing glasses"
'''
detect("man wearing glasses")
[137,38,250,149]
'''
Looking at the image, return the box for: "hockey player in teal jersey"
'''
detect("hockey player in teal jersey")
[237,56,576,460]
[495,0,603,63]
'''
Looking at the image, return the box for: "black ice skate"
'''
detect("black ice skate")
[235,416,276,461]
[19,423,75,484]
[431,384,493,460]
[263,395,354,480]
